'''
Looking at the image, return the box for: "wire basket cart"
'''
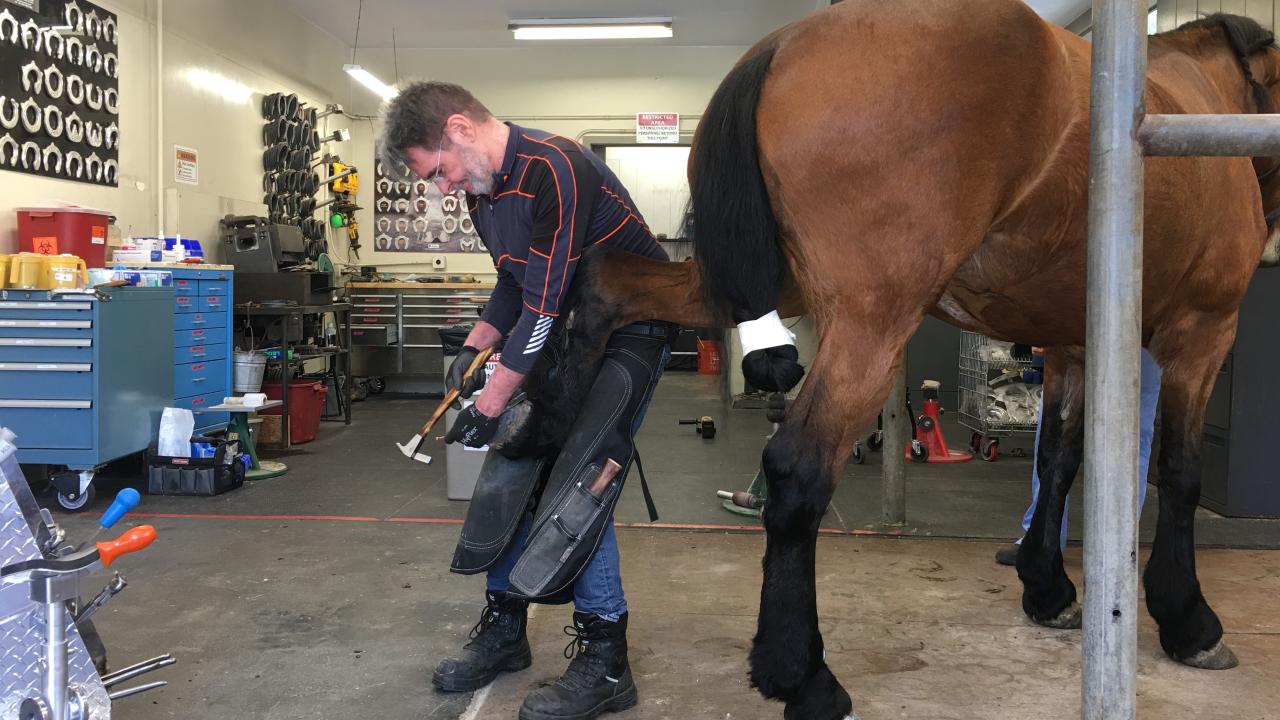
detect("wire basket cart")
[957,332,1041,461]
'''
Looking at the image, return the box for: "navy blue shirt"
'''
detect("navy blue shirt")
[470,124,668,374]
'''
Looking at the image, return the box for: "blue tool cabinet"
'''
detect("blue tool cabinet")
[0,287,173,488]
[160,267,234,431]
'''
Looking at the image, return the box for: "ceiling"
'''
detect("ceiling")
[283,0,1094,51]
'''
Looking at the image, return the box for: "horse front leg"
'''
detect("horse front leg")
[1017,347,1085,628]
[1145,316,1238,669]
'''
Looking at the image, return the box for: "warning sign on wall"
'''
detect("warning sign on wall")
[636,113,680,144]
[175,145,199,185]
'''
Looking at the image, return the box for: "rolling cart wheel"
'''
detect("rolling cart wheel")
[981,439,1000,462]
[909,440,929,463]
[369,377,387,394]
[918,415,935,432]
[867,430,883,451]
[852,443,865,464]
[970,432,983,454]
[56,483,95,512]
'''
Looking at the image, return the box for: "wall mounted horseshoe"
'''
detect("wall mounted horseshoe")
[441,216,458,234]
[85,43,102,74]
[65,149,83,179]
[441,195,458,212]
[64,1,84,33]
[42,143,62,175]
[85,121,103,149]
[104,158,117,184]
[0,9,16,45]
[103,17,117,45]
[375,197,391,213]
[394,198,412,214]
[394,217,410,233]
[374,234,391,250]
[42,105,63,138]
[86,83,103,111]
[19,97,41,134]
[66,74,84,106]
[104,52,117,78]
[0,97,18,131]
[85,9,100,40]
[65,112,84,143]
[43,28,64,59]
[44,65,64,99]
[66,36,83,67]
[460,216,475,234]
[104,87,118,115]
[85,152,102,182]
[376,217,391,233]
[0,134,16,166]
[105,121,118,149]
[20,141,41,171]
[412,217,429,234]
[19,18,38,50]
[21,62,42,94]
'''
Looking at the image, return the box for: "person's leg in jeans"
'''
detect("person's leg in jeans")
[1012,348,1161,549]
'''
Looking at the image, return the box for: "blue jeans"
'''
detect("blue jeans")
[1018,348,1161,547]
[487,345,670,619]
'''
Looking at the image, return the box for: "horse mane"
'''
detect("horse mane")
[1166,14,1277,111]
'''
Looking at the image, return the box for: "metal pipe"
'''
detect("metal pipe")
[1084,0,1144,717]
[101,653,177,688]
[45,600,67,720]
[1142,114,1280,156]
[880,359,908,527]
[108,681,167,701]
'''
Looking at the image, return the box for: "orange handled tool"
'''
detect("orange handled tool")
[97,525,157,567]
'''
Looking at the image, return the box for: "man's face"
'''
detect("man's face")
[405,135,494,196]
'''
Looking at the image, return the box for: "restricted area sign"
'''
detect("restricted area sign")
[636,113,680,144]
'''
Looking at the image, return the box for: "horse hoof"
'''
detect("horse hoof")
[1180,639,1239,670]
[1034,602,1082,630]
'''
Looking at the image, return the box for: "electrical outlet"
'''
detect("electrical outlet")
[432,255,447,270]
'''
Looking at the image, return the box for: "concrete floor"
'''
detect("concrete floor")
[48,372,1280,719]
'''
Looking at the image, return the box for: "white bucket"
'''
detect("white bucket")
[233,351,267,392]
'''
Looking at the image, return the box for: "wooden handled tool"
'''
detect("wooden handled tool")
[395,346,495,464]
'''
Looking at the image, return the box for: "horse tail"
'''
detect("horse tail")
[691,40,804,392]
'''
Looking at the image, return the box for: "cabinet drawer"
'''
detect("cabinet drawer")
[175,312,226,331]
[352,325,398,345]
[0,301,94,320]
[172,276,197,293]
[176,390,225,413]
[175,343,227,364]
[174,295,200,313]
[0,319,92,339]
[199,295,226,313]
[0,363,93,399]
[0,400,93,449]
[175,359,227,397]
[199,280,229,296]
[0,338,92,363]
[175,326,227,348]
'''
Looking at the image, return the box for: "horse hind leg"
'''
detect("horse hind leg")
[1016,347,1085,629]
[1144,315,1239,669]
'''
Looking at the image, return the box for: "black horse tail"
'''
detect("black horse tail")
[691,41,804,392]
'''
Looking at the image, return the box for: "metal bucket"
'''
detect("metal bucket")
[232,351,266,392]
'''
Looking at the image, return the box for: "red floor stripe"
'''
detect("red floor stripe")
[120,512,898,536]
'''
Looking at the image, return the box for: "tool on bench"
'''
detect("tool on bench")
[396,346,495,464]
[679,415,717,439]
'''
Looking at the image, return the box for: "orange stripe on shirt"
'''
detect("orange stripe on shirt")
[524,135,579,310]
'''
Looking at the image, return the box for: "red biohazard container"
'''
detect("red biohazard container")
[16,207,111,267]
[259,380,328,444]
[697,339,723,375]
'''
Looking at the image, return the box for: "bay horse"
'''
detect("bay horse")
[519,2,1280,718]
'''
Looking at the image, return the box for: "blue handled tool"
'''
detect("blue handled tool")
[100,488,141,529]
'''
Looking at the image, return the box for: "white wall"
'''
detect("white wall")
[0,0,370,263]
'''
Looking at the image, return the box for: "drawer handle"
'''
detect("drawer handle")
[192,377,207,383]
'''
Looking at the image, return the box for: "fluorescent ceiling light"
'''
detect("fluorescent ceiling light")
[344,64,398,101]
[510,17,673,41]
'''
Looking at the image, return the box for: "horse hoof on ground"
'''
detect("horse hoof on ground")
[779,662,854,720]
[1033,602,1082,630]
[1179,639,1239,670]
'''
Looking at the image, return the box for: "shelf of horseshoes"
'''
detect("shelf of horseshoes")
[372,160,486,254]
[0,0,119,186]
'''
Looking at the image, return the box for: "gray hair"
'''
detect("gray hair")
[378,81,492,180]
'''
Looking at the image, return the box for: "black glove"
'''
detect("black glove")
[445,345,488,399]
[444,404,500,448]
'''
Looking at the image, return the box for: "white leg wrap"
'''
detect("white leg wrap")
[737,309,796,357]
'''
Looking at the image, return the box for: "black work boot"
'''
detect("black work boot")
[519,612,638,720]
[432,591,532,692]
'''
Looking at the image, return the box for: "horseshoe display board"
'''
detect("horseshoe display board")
[372,159,486,253]
[0,0,119,185]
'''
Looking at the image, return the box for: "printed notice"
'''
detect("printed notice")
[175,145,199,185]
[636,113,680,144]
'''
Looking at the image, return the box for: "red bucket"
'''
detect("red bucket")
[697,339,723,375]
[259,380,328,444]
[17,207,111,267]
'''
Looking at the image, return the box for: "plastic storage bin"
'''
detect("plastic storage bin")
[16,207,111,267]
[440,327,501,500]
[147,437,245,496]
[260,380,328,444]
